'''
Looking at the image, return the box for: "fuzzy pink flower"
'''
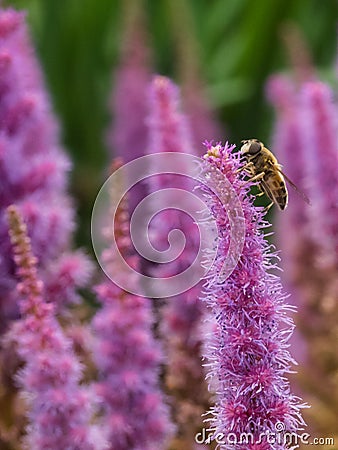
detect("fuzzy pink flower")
[6,205,106,450]
[199,142,307,449]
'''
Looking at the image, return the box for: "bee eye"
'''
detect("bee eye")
[248,142,261,154]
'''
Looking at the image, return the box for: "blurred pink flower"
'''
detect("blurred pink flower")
[267,75,338,435]
[146,75,211,446]
[91,167,173,450]
[106,4,151,214]
[0,8,92,327]
[299,81,338,265]
[267,76,338,271]
[6,205,106,450]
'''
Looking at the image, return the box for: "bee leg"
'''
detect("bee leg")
[242,172,265,186]
[235,162,254,174]
[264,202,274,212]
[256,191,265,197]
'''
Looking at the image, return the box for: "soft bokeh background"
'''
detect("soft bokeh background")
[2,0,337,245]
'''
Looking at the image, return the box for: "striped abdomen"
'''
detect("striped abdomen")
[262,171,288,210]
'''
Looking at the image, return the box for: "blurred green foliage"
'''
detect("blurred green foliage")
[3,0,338,245]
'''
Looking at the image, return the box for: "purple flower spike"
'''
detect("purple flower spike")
[91,163,173,450]
[199,142,307,449]
[107,6,150,162]
[267,75,338,435]
[265,75,310,366]
[6,205,107,450]
[146,75,196,252]
[265,75,308,279]
[299,81,338,266]
[0,8,92,325]
[0,8,71,235]
[146,75,211,446]
[107,4,151,214]
[267,76,338,293]
[148,75,194,156]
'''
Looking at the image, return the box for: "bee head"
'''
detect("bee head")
[240,139,262,156]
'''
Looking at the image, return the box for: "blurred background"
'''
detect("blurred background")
[3,0,337,247]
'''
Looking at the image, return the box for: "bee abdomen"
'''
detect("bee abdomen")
[275,184,288,210]
[265,176,288,210]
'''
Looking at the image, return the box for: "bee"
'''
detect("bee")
[240,139,310,210]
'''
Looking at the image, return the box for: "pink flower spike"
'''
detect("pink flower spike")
[268,74,338,434]
[0,8,91,326]
[299,81,338,265]
[91,163,173,450]
[198,142,307,448]
[106,4,151,214]
[6,205,107,450]
[146,75,211,446]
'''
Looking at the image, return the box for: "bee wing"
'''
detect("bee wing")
[260,178,284,210]
[277,168,311,205]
